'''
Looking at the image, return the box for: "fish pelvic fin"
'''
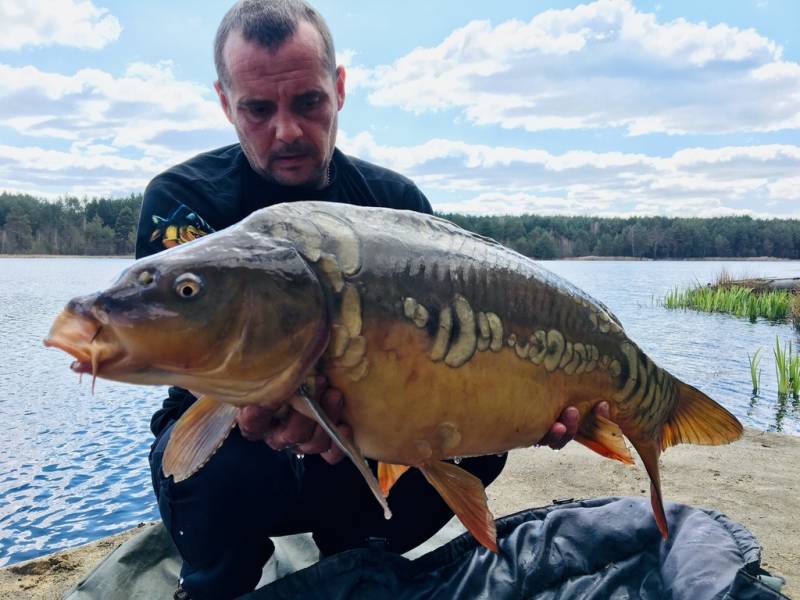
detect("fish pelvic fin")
[162,396,238,483]
[628,438,669,540]
[419,461,498,553]
[661,380,743,451]
[575,412,635,465]
[378,462,410,497]
[294,387,392,520]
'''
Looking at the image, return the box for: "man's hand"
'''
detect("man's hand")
[537,401,610,450]
[237,375,351,465]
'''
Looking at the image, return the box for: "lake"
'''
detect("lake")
[1,257,799,567]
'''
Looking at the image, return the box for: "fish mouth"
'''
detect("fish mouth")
[44,309,127,385]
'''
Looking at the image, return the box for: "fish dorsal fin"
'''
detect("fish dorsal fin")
[378,462,410,496]
[575,413,635,465]
[162,396,238,483]
[419,461,498,553]
[661,380,743,450]
[293,387,392,520]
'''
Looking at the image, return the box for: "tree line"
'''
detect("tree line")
[3,191,800,259]
[443,212,800,260]
[0,192,140,255]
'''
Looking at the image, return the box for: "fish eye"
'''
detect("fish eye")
[138,271,154,286]
[174,273,203,299]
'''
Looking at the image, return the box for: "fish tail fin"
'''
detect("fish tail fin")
[629,438,669,540]
[661,380,743,451]
[419,461,498,553]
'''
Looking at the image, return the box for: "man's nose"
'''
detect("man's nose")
[274,111,303,144]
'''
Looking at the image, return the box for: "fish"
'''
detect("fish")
[44,201,743,553]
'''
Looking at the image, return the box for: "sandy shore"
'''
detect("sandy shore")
[2,427,797,599]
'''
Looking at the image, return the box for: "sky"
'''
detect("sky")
[0,0,799,217]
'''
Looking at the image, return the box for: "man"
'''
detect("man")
[136,2,606,598]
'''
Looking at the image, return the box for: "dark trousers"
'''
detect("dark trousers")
[150,422,507,600]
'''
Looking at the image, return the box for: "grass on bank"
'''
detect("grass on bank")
[664,285,793,321]
[664,267,797,323]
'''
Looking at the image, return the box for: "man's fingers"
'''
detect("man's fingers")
[319,387,344,423]
[266,410,316,450]
[593,401,610,420]
[538,406,579,450]
[237,405,276,441]
[537,421,566,449]
[320,424,352,465]
[294,425,332,456]
[561,406,580,439]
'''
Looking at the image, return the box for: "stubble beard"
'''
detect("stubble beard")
[236,120,337,190]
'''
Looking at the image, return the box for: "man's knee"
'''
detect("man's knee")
[149,423,303,598]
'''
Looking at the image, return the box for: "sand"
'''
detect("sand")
[2,427,798,599]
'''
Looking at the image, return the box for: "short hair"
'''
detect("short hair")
[214,0,337,90]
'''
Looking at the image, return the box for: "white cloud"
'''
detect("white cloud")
[0,61,237,197]
[0,0,122,50]
[767,177,800,201]
[353,0,800,135]
[0,61,233,161]
[337,48,371,92]
[339,131,800,217]
[0,143,159,198]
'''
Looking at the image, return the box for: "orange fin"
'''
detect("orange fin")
[419,461,498,553]
[661,380,743,450]
[629,438,669,540]
[378,462,410,496]
[575,413,635,465]
[162,396,238,483]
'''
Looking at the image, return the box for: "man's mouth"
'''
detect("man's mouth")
[273,153,308,166]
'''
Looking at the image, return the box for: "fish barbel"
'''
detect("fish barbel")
[45,201,742,552]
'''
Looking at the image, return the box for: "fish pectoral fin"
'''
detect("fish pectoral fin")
[162,396,238,483]
[294,387,392,520]
[575,412,635,465]
[419,461,498,553]
[378,462,410,497]
[629,438,669,540]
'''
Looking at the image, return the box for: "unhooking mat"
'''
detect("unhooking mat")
[64,497,788,599]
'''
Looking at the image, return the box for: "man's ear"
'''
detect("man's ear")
[335,66,346,111]
[214,80,234,124]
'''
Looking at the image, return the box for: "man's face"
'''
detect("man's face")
[215,22,345,189]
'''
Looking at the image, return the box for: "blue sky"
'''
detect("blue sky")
[1,0,798,217]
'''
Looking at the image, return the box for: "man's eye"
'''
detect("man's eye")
[299,95,321,110]
[245,104,272,119]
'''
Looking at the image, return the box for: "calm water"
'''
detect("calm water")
[1,257,799,566]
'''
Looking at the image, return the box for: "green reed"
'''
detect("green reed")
[790,352,800,399]
[770,336,800,399]
[792,295,800,331]
[664,285,792,321]
[747,348,762,395]
[774,337,790,398]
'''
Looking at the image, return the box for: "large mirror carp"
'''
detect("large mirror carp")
[45,201,743,552]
